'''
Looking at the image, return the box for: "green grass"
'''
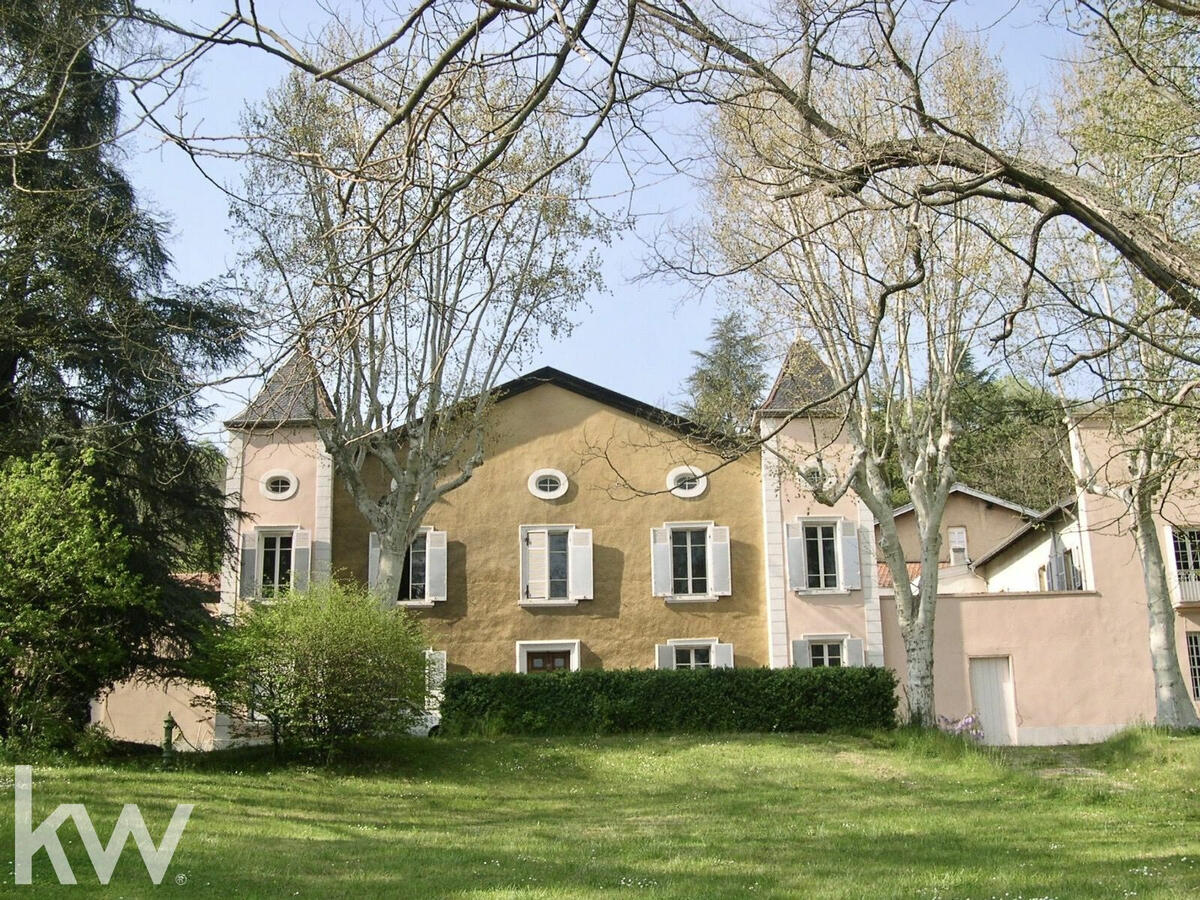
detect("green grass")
[2,728,1200,897]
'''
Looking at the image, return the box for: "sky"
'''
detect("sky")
[125,1,1078,440]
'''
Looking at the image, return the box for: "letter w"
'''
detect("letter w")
[74,802,194,885]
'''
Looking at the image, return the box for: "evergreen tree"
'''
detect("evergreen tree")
[876,358,1072,511]
[681,312,768,439]
[0,0,245,742]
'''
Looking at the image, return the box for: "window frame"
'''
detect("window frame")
[527,468,569,500]
[670,524,709,597]
[666,465,708,499]
[800,517,841,592]
[515,639,581,673]
[259,469,299,501]
[257,527,296,597]
[667,637,718,670]
[397,526,433,606]
[809,640,844,668]
[1188,633,1200,701]
[519,524,590,607]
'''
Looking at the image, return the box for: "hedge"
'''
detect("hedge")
[440,665,897,736]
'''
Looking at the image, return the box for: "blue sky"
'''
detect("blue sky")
[126,1,1076,438]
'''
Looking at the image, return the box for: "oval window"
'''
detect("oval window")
[528,468,569,500]
[667,465,707,498]
[259,469,299,501]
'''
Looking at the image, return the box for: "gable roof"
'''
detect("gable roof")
[226,362,707,440]
[492,367,706,437]
[889,483,1040,520]
[969,498,1078,570]
[225,355,334,429]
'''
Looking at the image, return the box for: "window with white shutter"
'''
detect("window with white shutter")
[655,638,735,669]
[520,525,592,605]
[792,634,866,668]
[369,528,449,604]
[655,522,732,601]
[787,518,852,591]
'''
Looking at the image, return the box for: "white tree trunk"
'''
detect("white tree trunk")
[1132,496,1200,728]
[901,618,936,727]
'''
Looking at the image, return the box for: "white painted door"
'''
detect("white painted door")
[969,656,1017,746]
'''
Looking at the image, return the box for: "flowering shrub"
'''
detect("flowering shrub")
[936,712,985,742]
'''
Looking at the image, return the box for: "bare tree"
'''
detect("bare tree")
[690,55,1022,720]
[1027,241,1200,728]
[236,51,607,601]
[633,0,1200,328]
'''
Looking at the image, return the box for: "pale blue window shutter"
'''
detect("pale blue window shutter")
[655,644,674,669]
[708,525,732,596]
[650,528,672,596]
[840,519,861,590]
[792,639,812,668]
[239,532,257,598]
[368,532,380,590]
[426,530,448,602]
[568,528,593,600]
[292,528,311,592]
[713,642,734,668]
[845,638,865,667]
[785,522,806,591]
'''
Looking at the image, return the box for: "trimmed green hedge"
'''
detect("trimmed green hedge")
[441,666,897,736]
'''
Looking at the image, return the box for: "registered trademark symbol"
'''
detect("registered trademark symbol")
[175,873,188,885]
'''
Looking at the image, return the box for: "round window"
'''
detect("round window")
[528,468,569,500]
[266,476,292,495]
[666,465,707,498]
[259,469,299,501]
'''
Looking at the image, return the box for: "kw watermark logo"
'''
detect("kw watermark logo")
[12,765,193,885]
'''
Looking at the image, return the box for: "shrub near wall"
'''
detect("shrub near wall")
[441,666,897,736]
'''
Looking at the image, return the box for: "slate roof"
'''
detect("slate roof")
[225,354,334,428]
[759,341,840,413]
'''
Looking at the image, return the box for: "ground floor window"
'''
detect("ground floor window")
[525,650,571,673]
[1187,633,1200,701]
[673,645,712,669]
[810,641,843,667]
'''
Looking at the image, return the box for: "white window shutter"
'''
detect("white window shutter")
[655,644,674,670]
[292,528,312,592]
[713,642,734,668]
[650,528,672,596]
[840,519,861,590]
[368,531,381,590]
[791,639,812,668]
[239,532,258,598]
[568,528,594,600]
[523,528,549,600]
[425,649,447,709]
[845,638,865,667]
[1164,524,1180,604]
[708,525,732,596]
[426,530,448,602]
[785,522,806,591]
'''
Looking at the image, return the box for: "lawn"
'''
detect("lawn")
[2,729,1199,898]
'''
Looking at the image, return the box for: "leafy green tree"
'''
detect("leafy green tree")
[0,0,246,740]
[681,312,769,439]
[0,452,150,747]
[196,581,429,755]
